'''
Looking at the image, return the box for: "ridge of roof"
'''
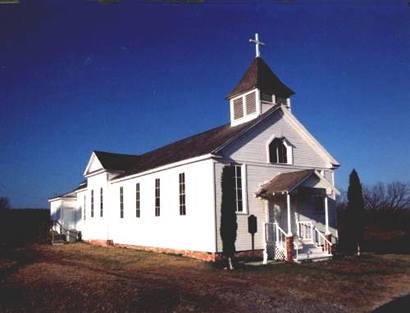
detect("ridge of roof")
[114,106,281,180]
[228,57,294,99]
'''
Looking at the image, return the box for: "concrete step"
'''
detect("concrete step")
[294,242,332,262]
[295,253,332,263]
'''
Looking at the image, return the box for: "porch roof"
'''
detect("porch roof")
[255,169,325,199]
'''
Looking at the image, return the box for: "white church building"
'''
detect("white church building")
[49,34,340,263]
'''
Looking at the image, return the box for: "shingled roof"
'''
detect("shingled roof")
[109,106,281,180]
[256,169,315,198]
[94,151,140,171]
[228,57,294,99]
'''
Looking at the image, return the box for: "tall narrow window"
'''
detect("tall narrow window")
[100,187,103,217]
[179,173,186,215]
[136,183,140,218]
[120,187,124,218]
[91,190,94,218]
[234,166,243,213]
[155,178,160,217]
[83,195,86,221]
[269,138,288,164]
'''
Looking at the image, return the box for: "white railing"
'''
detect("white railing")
[275,222,287,251]
[51,220,80,243]
[297,221,313,242]
[313,227,333,255]
[265,222,287,251]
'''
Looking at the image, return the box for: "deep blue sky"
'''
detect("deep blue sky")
[0,1,409,208]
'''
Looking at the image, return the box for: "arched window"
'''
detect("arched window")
[269,138,289,164]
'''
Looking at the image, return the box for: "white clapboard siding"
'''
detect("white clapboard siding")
[214,161,300,252]
[77,159,217,253]
[221,110,332,169]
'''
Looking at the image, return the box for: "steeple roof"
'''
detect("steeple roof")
[228,57,294,99]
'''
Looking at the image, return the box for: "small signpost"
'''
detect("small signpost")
[248,215,257,251]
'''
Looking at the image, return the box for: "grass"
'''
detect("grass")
[1,243,410,312]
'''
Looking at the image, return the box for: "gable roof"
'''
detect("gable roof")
[93,151,140,171]
[256,170,315,198]
[228,57,294,99]
[282,109,340,167]
[113,106,281,180]
[85,104,338,181]
[256,169,339,199]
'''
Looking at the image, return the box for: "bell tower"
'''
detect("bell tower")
[228,33,294,126]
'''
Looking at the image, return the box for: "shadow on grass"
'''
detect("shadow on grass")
[0,245,41,281]
[372,294,410,313]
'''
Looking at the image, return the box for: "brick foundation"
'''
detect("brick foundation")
[86,240,263,262]
[325,234,333,253]
[286,235,294,262]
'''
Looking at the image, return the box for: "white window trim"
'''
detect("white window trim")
[234,164,248,215]
[230,89,261,126]
[179,172,186,216]
[265,135,293,165]
[136,182,141,218]
[241,164,248,214]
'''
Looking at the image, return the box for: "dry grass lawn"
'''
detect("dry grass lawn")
[1,243,410,312]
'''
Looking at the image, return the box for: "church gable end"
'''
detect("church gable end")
[220,107,337,169]
[84,153,104,176]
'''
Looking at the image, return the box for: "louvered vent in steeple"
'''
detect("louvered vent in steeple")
[233,98,244,119]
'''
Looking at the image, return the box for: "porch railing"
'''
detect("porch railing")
[265,222,287,252]
[313,227,333,255]
[297,221,333,255]
[297,221,314,242]
[51,220,80,243]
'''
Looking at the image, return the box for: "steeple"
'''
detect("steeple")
[228,34,294,126]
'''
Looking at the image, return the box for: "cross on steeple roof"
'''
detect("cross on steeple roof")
[249,33,265,58]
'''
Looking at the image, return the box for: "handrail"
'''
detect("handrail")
[51,220,79,242]
[274,222,287,240]
[313,227,332,255]
[265,222,287,251]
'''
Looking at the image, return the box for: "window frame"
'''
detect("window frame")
[233,164,248,214]
[136,183,140,218]
[100,187,103,217]
[83,195,86,221]
[267,136,293,165]
[120,186,124,219]
[91,189,94,218]
[179,173,186,216]
[155,178,160,217]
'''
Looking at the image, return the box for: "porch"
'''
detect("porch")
[256,169,337,263]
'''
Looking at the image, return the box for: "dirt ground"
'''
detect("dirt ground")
[0,243,410,313]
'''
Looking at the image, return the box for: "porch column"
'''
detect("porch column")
[263,200,269,265]
[286,192,292,235]
[324,195,330,235]
[286,193,294,262]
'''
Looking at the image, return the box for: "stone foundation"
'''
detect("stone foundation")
[86,240,263,262]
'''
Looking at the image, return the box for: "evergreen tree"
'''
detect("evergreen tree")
[346,169,365,255]
[220,165,237,269]
[0,197,10,211]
